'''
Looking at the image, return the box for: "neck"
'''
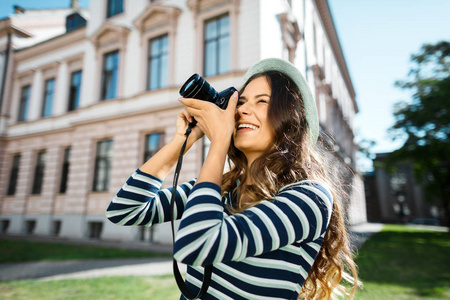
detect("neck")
[244,152,260,170]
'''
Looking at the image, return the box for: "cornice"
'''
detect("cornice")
[14,27,86,62]
[133,4,182,31]
[313,0,358,113]
[89,23,131,46]
[0,18,33,38]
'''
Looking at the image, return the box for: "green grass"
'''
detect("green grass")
[1,225,449,299]
[0,239,170,263]
[352,224,450,299]
[0,275,180,300]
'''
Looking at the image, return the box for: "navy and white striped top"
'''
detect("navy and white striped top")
[106,168,333,300]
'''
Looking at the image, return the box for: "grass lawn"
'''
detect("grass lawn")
[351,224,450,300]
[0,239,170,263]
[1,225,449,299]
[0,275,180,300]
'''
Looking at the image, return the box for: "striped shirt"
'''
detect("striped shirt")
[106,169,333,300]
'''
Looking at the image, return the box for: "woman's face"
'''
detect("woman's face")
[233,76,276,163]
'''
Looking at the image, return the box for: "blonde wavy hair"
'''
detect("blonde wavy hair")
[221,71,359,299]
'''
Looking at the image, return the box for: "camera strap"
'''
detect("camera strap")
[170,123,213,299]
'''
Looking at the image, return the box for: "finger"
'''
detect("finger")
[178,97,208,110]
[226,91,239,112]
[185,106,202,120]
[181,109,194,123]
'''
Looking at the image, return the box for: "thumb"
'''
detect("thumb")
[226,91,239,112]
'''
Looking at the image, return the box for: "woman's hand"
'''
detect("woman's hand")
[178,91,238,146]
[175,108,204,145]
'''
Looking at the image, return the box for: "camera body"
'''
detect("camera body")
[179,73,237,110]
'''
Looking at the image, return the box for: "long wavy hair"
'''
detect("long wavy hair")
[221,71,359,299]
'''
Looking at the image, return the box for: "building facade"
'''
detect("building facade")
[0,0,366,244]
[364,153,443,225]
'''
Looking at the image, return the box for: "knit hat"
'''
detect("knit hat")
[243,58,319,144]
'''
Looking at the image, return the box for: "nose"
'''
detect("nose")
[237,101,251,118]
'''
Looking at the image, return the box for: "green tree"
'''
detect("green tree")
[387,41,450,230]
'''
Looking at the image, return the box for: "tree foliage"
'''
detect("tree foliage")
[387,41,450,228]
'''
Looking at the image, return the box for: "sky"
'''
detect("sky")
[1,0,449,171]
[328,0,450,170]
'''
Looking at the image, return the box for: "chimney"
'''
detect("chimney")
[70,0,79,10]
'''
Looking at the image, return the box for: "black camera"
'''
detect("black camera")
[179,73,237,110]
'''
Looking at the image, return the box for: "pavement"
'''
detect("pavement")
[0,222,384,282]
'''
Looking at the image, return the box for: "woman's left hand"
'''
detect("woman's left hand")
[179,91,238,146]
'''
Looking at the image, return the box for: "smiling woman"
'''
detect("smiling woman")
[233,76,275,165]
[106,58,359,300]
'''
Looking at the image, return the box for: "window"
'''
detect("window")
[88,221,103,239]
[144,133,164,162]
[32,151,46,195]
[101,51,119,100]
[42,78,55,117]
[93,140,113,192]
[26,220,36,235]
[52,221,61,236]
[148,35,169,90]
[7,154,21,195]
[66,12,87,32]
[59,147,71,194]
[1,220,10,234]
[107,0,123,18]
[18,85,31,122]
[204,15,230,77]
[68,71,82,111]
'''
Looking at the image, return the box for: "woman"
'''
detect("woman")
[106,58,359,299]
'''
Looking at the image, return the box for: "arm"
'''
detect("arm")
[140,109,204,180]
[106,169,196,226]
[173,181,333,266]
[106,108,203,226]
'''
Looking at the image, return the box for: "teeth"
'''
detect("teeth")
[238,124,258,130]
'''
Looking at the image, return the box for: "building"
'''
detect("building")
[364,153,443,225]
[0,0,366,244]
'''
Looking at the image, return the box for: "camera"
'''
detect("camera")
[179,73,237,110]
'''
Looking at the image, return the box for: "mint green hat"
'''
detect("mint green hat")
[243,58,319,144]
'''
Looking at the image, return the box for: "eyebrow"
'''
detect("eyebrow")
[239,93,271,100]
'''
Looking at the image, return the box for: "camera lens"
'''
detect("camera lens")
[183,79,194,93]
[179,73,218,103]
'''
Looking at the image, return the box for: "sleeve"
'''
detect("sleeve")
[173,180,333,266]
[105,168,196,226]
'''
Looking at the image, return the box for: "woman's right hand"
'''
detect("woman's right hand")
[175,109,204,144]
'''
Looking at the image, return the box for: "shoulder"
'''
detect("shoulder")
[278,180,333,207]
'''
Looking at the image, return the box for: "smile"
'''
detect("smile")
[237,123,259,131]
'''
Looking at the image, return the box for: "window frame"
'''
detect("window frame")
[18,85,31,122]
[7,154,21,196]
[68,70,82,111]
[59,147,71,194]
[143,132,165,163]
[31,150,46,195]
[101,50,120,100]
[187,0,239,76]
[106,0,124,18]
[134,5,181,93]
[92,139,114,192]
[203,14,231,77]
[41,77,55,117]
[147,34,169,91]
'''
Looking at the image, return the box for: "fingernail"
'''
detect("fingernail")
[178,97,183,101]
[233,91,238,98]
